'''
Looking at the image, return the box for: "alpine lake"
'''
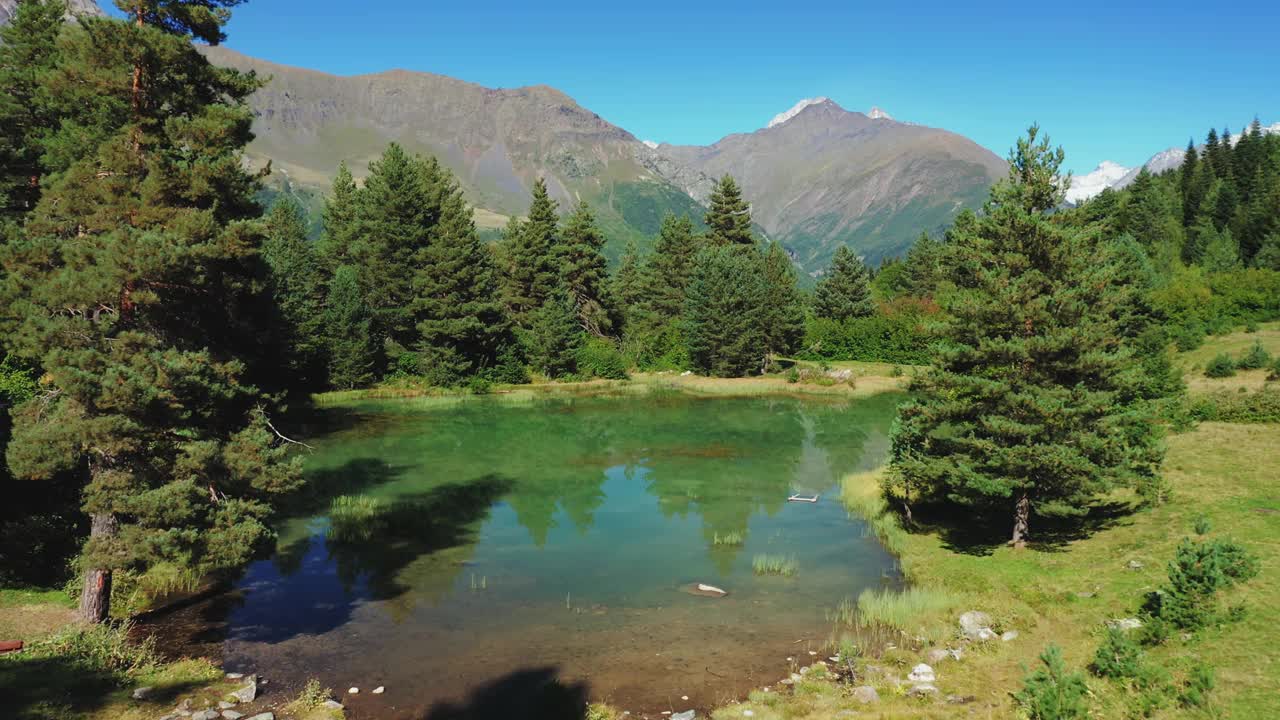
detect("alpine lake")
[144,389,906,719]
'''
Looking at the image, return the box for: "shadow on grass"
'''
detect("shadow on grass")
[0,654,207,720]
[418,666,590,720]
[904,498,1138,556]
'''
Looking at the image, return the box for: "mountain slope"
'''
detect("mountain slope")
[201,46,708,261]
[0,0,101,25]
[658,100,1006,271]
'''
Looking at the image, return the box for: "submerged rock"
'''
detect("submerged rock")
[679,582,728,598]
[373,686,385,694]
[222,711,243,720]
[672,711,696,720]
[245,714,274,720]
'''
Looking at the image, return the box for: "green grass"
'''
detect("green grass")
[853,586,963,634]
[752,554,799,577]
[713,531,745,546]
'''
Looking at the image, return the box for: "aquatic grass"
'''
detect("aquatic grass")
[283,678,343,720]
[840,469,909,556]
[752,553,798,576]
[713,531,745,546]
[855,586,961,631]
[327,494,386,542]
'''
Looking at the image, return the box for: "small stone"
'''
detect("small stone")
[926,648,950,664]
[132,686,154,700]
[246,714,274,720]
[1001,630,1019,642]
[779,678,793,685]
[348,687,359,694]
[224,673,244,680]
[1106,617,1144,632]
[907,663,936,683]
[372,685,385,694]
[321,700,344,710]
[672,711,695,720]
[851,686,879,704]
[222,712,243,720]
[681,695,689,700]
[191,711,219,720]
[808,650,817,656]
[974,628,997,642]
[229,675,257,704]
[218,702,235,710]
[946,694,976,705]
[908,683,940,698]
[1127,560,1144,570]
[948,648,964,661]
[791,672,802,681]
[798,666,809,675]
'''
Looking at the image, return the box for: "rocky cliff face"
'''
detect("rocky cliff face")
[657,99,1005,270]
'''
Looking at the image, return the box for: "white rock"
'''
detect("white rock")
[1001,630,1019,642]
[245,714,274,720]
[225,673,244,680]
[851,685,879,704]
[681,695,688,700]
[372,685,385,694]
[908,663,936,683]
[321,700,344,710]
[229,675,258,704]
[348,687,359,694]
[743,712,754,718]
[131,686,154,700]
[672,711,696,720]
[974,628,998,642]
[958,610,992,637]
[908,683,940,697]
[1107,617,1144,632]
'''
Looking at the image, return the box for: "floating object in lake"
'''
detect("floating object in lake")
[787,494,819,503]
[679,582,728,598]
[372,686,385,694]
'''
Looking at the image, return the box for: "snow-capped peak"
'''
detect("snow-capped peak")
[641,140,659,149]
[1064,160,1133,204]
[767,97,829,128]
[868,106,893,120]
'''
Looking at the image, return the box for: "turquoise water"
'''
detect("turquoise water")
[153,393,904,719]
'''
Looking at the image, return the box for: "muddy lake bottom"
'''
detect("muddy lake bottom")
[143,394,905,718]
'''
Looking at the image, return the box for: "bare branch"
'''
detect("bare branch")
[263,414,314,451]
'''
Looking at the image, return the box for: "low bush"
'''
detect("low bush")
[31,622,160,676]
[1236,339,1271,370]
[1186,388,1280,423]
[1090,627,1144,680]
[800,299,936,365]
[1144,536,1259,631]
[1204,353,1236,378]
[1179,662,1215,709]
[575,337,629,380]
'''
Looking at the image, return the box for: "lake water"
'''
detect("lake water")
[148,392,904,719]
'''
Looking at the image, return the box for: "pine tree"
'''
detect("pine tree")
[684,246,767,376]
[528,290,582,378]
[263,197,327,389]
[612,238,648,329]
[411,165,512,384]
[1255,231,1280,271]
[646,213,701,320]
[499,178,562,325]
[557,200,614,337]
[0,0,303,623]
[759,242,805,361]
[813,245,875,320]
[324,265,378,389]
[704,175,755,246]
[1200,226,1241,272]
[317,161,359,271]
[888,126,1162,547]
[348,143,433,352]
[0,0,66,220]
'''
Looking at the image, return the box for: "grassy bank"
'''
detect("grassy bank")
[703,431,1277,716]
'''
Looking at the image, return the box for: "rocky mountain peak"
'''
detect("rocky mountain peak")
[867,106,893,120]
[767,97,834,128]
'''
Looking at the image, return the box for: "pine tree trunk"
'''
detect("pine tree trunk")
[78,513,118,624]
[1010,492,1030,549]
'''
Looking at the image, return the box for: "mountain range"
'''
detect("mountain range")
[1069,122,1280,203]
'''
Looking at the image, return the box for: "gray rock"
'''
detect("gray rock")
[672,711,696,720]
[191,711,220,720]
[851,686,879,704]
[1001,630,1019,642]
[958,610,992,637]
[229,675,258,704]
[908,683,940,698]
[132,686,154,700]
[907,663,935,683]
[245,714,274,720]
[321,700,344,710]
[218,702,235,710]
[975,628,998,642]
[225,673,244,680]
[1127,560,1144,570]
[946,694,976,704]
[1107,617,1144,632]
[926,648,950,664]
[158,715,182,720]
[221,712,243,720]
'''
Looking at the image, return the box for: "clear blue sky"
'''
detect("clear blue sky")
[153,0,1279,174]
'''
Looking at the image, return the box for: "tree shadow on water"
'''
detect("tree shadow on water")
[419,666,589,720]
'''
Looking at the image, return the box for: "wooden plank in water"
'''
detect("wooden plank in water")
[787,494,819,503]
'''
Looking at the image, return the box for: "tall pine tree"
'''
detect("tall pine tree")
[0,0,66,220]
[759,241,805,361]
[813,245,875,321]
[324,264,378,389]
[888,126,1162,547]
[645,213,701,320]
[499,178,562,326]
[1,0,303,622]
[317,160,359,271]
[684,246,767,376]
[703,175,755,246]
[557,200,614,337]
[263,197,327,390]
